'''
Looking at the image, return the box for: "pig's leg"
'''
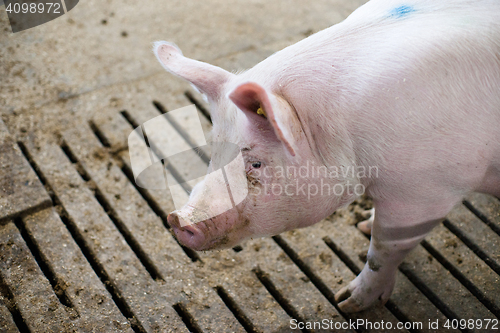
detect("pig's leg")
[335,201,452,313]
[357,208,375,235]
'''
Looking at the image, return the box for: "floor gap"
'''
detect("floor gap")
[398,261,467,331]
[58,142,165,282]
[271,235,357,331]
[60,141,91,181]
[172,303,203,333]
[232,245,243,252]
[96,115,201,263]
[120,163,201,263]
[56,206,146,333]
[89,120,111,148]
[322,236,417,332]
[13,217,76,311]
[17,141,56,204]
[0,274,32,333]
[421,240,500,318]
[462,200,500,237]
[151,101,210,164]
[91,185,165,282]
[443,219,500,276]
[253,267,311,333]
[184,91,212,124]
[322,236,361,275]
[119,110,192,194]
[120,110,140,128]
[18,143,147,333]
[215,286,259,333]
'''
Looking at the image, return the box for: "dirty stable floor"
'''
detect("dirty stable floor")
[1,1,500,332]
[1,92,500,332]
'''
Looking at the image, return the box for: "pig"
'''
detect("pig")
[155,0,500,313]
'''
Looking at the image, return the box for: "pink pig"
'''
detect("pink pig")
[155,0,500,312]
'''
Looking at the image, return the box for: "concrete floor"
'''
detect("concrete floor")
[0,0,366,145]
[1,1,500,332]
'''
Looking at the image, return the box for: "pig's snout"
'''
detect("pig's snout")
[167,212,206,250]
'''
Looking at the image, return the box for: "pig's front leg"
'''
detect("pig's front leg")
[335,203,447,313]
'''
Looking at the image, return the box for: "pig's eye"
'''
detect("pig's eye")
[251,161,262,169]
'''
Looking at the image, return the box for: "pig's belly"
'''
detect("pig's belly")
[477,164,500,197]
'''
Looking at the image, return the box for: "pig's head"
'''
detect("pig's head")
[154,41,356,251]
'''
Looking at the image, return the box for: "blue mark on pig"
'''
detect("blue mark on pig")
[390,5,414,19]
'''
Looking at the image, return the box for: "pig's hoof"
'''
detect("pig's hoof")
[357,208,375,235]
[335,285,363,313]
[334,267,394,313]
[335,283,389,313]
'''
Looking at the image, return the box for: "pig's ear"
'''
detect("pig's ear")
[228,82,297,157]
[154,41,232,100]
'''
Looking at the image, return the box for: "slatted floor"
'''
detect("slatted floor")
[1,90,499,333]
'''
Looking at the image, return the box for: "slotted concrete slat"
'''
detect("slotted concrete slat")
[22,207,133,333]
[446,204,500,272]
[0,222,75,333]
[0,120,51,223]
[199,250,294,333]
[60,125,244,333]
[424,223,500,316]
[198,238,351,333]
[465,193,500,233]
[93,111,178,215]
[123,104,208,190]
[0,295,20,333]
[245,237,352,332]
[28,143,188,333]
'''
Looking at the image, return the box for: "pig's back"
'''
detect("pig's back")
[344,0,500,195]
[249,0,500,194]
[255,0,500,133]
[345,0,500,163]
